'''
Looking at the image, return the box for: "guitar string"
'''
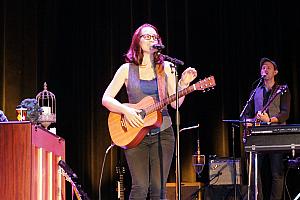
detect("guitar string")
[144,78,214,114]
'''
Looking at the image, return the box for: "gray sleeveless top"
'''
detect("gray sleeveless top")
[126,64,172,134]
[254,85,285,124]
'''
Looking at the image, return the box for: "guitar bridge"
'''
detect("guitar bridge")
[121,115,128,132]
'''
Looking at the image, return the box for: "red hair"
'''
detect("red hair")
[125,23,164,65]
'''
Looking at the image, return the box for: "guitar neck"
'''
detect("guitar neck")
[145,84,196,114]
[116,166,125,200]
[119,174,124,200]
[261,85,281,113]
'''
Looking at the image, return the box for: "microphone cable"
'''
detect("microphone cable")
[98,144,115,200]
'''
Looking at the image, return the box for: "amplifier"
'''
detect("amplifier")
[209,158,241,185]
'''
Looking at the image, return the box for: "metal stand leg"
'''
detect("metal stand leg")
[247,152,252,200]
[247,151,258,200]
[231,125,237,200]
[254,152,258,200]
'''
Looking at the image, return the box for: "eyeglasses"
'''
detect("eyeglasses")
[140,34,160,41]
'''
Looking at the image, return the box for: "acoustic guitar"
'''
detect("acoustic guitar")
[108,76,216,149]
[243,84,288,139]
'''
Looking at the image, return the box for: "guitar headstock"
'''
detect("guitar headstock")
[194,75,216,91]
[58,160,90,200]
[58,160,78,180]
[59,167,72,183]
[277,84,288,94]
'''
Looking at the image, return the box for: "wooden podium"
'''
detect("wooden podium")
[0,121,65,200]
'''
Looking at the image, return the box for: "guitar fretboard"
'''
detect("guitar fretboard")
[261,85,287,113]
[118,174,124,200]
[144,84,196,114]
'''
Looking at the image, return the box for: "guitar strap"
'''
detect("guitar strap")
[155,63,166,101]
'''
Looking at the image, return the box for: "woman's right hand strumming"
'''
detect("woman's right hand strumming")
[122,106,144,128]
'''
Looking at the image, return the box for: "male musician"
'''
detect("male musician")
[243,57,291,200]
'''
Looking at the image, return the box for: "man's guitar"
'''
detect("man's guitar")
[243,84,288,139]
[253,84,288,125]
[58,160,90,200]
[108,76,216,149]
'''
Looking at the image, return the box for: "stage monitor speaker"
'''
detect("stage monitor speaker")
[166,182,203,200]
[209,158,241,185]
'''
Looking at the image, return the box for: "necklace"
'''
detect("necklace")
[140,62,148,66]
[140,63,153,69]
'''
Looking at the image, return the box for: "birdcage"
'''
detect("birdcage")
[36,82,56,129]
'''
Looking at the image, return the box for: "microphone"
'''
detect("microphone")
[260,74,266,79]
[151,44,165,50]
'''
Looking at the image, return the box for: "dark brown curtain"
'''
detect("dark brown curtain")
[1,0,300,199]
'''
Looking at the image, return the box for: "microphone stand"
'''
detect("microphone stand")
[160,53,184,200]
[240,76,264,119]
[174,62,181,200]
[239,76,264,200]
[231,123,239,200]
[220,120,240,200]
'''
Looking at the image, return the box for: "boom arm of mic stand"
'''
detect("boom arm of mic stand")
[239,78,264,118]
[159,53,185,66]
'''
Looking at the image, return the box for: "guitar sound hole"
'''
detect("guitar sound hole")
[121,115,128,132]
[139,110,146,119]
